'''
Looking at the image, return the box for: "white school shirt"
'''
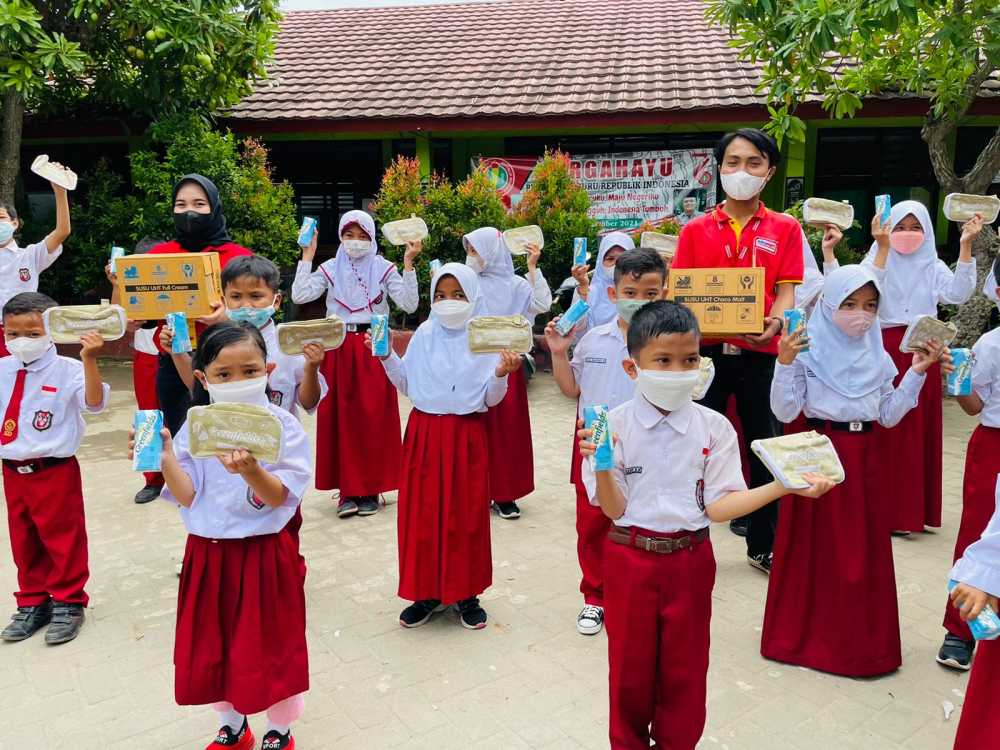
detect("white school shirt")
[381,346,508,415]
[291,261,418,323]
[161,400,313,539]
[950,475,1000,597]
[0,240,62,311]
[259,322,328,419]
[862,258,976,328]
[0,347,109,461]
[967,328,1000,429]
[569,319,634,418]
[582,396,747,533]
[770,360,924,427]
[483,271,552,324]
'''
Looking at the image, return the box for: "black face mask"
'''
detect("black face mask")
[173,210,213,240]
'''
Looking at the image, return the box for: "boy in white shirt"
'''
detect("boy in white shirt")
[544,247,667,636]
[0,292,109,645]
[579,300,834,749]
[0,177,72,356]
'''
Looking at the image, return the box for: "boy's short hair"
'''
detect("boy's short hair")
[714,128,781,167]
[221,255,281,292]
[0,201,17,221]
[614,247,668,285]
[3,292,57,319]
[626,300,700,356]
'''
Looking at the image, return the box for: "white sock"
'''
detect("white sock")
[267,721,291,735]
[217,708,245,732]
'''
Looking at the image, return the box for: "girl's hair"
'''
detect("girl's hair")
[190,321,269,406]
[0,201,18,221]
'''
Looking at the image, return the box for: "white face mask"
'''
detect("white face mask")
[6,335,52,365]
[342,239,371,259]
[206,375,269,405]
[465,254,485,273]
[720,170,768,201]
[431,299,473,329]
[634,367,701,412]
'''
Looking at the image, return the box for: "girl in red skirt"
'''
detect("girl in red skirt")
[764,258,950,677]
[862,200,979,533]
[291,209,421,519]
[133,322,313,750]
[372,262,520,630]
[948,481,1000,749]
[464,227,552,519]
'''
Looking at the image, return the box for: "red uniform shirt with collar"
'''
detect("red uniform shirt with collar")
[672,201,803,355]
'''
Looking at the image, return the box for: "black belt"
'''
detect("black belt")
[345,323,370,333]
[3,456,71,474]
[806,417,873,434]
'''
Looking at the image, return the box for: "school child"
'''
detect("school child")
[569,231,636,330]
[762,249,950,677]
[136,321,312,750]
[372,263,520,629]
[0,292,108,645]
[0,173,72,356]
[578,300,834,749]
[464,226,552,519]
[947,478,1000,749]
[291,210,420,519]
[544,247,666,636]
[865,201,980,534]
[938,251,1000,671]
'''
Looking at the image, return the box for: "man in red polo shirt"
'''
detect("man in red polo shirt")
[672,128,803,574]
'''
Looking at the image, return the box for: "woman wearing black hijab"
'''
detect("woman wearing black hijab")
[146,174,253,440]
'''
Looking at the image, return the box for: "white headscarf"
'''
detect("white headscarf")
[402,262,500,415]
[863,200,939,325]
[799,264,897,399]
[796,229,823,310]
[321,209,394,314]
[588,232,636,327]
[464,226,533,316]
[984,265,1000,313]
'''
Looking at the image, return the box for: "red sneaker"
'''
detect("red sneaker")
[206,717,255,749]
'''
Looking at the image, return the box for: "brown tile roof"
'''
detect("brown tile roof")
[227,0,769,122]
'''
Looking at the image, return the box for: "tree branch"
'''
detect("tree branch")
[0,89,25,206]
[965,126,1000,194]
[921,117,960,191]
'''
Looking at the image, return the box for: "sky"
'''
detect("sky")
[281,0,492,8]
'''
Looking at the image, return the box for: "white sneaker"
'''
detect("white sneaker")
[577,604,604,635]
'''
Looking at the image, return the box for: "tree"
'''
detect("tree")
[0,0,280,204]
[709,0,1000,342]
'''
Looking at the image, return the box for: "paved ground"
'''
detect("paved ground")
[0,363,979,749]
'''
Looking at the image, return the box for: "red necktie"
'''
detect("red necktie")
[1,369,27,445]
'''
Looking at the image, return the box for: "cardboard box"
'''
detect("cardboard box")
[667,267,765,336]
[116,253,222,320]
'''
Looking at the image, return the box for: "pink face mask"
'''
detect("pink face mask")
[891,230,924,255]
[832,309,876,337]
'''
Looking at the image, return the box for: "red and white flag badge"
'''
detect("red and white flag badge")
[754,237,778,255]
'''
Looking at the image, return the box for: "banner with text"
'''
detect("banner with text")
[478,150,717,231]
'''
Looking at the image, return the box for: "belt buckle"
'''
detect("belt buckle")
[676,536,690,551]
[16,465,34,474]
[643,536,654,552]
[722,343,742,356]
[345,323,358,332]
[849,421,863,433]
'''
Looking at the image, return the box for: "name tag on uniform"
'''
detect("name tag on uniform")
[624,466,643,476]
[584,357,608,364]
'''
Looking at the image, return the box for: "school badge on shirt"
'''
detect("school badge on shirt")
[268,390,283,407]
[18,267,31,282]
[32,410,52,431]
[246,486,265,510]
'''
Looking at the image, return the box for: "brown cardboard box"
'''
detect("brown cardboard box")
[667,267,765,335]
[116,253,222,320]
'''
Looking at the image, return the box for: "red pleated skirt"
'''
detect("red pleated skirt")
[953,639,1000,748]
[876,325,943,531]
[174,531,309,714]
[761,424,901,677]
[316,331,402,496]
[484,365,534,502]
[397,410,492,603]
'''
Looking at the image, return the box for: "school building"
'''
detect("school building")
[19,0,1000,251]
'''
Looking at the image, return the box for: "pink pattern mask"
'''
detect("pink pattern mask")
[832,309,875,337]
[890,230,924,255]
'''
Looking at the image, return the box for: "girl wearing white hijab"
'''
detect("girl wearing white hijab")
[571,231,636,330]
[291,209,422,519]
[375,263,521,630]
[763,262,949,677]
[861,200,979,534]
[464,227,553,519]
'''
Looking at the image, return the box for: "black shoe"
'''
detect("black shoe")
[730,518,749,537]
[261,729,293,750]
[356,496,380,516]
[1,601,52,642]
[936,634,975,671]
[456,597,488,630]
[337,498,359,518]
[747,552,772,575]
[134,484,162,504]
[44,602,84,645]
[495,501,521,520]
[399,599,444,628]
[209,716,254,748]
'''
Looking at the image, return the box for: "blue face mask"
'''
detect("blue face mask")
[227,303,275,329]
[0,222,14,245]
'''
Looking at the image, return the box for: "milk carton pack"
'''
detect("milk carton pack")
[371,314,390,357]
[297,216,318,247]
[948,580,1000,640]
[875,195,892,225]
[555,298,589,336]
[784,308,809,351]
[109,246,126,274]
[133,410,164,473]
[584,404,614,472]
[166,311,192,354]
[947,348,974,396]
[573,237,588,266]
